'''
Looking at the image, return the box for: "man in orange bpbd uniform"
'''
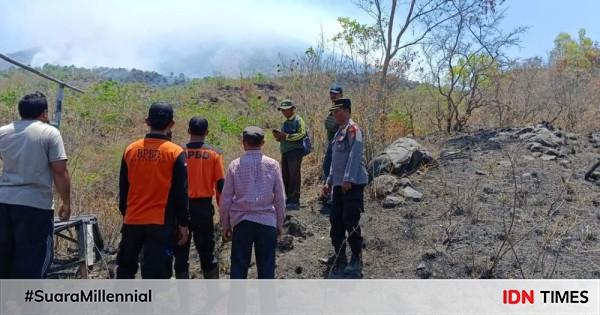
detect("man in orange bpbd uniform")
[173,117,225,279]
[117,102,190,279]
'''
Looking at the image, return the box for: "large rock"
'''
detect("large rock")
[284,215,307,238]
[527,142,544,153]
[543,148,565,157]
[278,235,294,252]
[382,196,404,208]
[401,186,423,202]
[416,262,432,279]
[589,132,600,144]
[367,138,434,178]
[372,175,399,197]
[520,127,565,148]
[398,178,412,188]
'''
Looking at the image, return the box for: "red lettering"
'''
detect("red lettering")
[521,290,534,304]
[508,290,521,304]
[503,289,534,304]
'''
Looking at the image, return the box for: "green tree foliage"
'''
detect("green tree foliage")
[547,29,600,128]
[332,17,380,75]
[550,29,600,73]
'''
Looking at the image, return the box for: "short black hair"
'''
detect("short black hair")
[188,116,208,136]
[18,92,48,119]
[243,135,263,147]
[148,118,171,130]
[147,102,174,130]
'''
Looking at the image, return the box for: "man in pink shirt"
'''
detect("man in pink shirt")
[220,126,286,279]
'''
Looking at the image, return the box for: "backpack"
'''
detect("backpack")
[292,115,312,156]
[302,127,313,156]
[284,115,312,156]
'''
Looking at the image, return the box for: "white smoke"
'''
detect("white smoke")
[0,0,349,76]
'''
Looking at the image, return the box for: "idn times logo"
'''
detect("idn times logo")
[502,290,589,304]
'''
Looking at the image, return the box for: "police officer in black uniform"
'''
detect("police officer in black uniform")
[322,98,369,277]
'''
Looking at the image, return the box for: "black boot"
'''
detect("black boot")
[175,271,189,279]
[319,201,332,215]
[343,254,362,277]
[329,254,347,278]
[203,266,219,279]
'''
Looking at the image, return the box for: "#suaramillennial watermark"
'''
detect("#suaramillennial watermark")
[23,288,152,303]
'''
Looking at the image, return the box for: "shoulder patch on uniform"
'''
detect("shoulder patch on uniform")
[347,124,360,141]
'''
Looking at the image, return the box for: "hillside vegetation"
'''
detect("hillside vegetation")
[1,16,599,278]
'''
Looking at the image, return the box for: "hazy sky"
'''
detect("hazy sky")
[0,0,598,76]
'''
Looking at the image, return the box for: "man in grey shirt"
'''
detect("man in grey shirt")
[0,92,71,279]
[323,98,368,278]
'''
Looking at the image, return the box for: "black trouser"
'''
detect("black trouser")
[281,148,304,204]
[116,224,175,279]
[173,198,217,274]
[323,142,333,180]
[330,185,365,258]
[230,220,277,279]
[0,203,54,279]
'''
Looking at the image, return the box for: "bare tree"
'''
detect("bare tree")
[357,0,455,106]
[355,0,505,105]
[422,0,524,132]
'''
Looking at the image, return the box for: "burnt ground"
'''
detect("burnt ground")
[78,128,600,280]
[215,128,600,279]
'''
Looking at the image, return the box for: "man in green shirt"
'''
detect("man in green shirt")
[273,100,307,210]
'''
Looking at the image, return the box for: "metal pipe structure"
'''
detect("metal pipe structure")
[0,53,85,128]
